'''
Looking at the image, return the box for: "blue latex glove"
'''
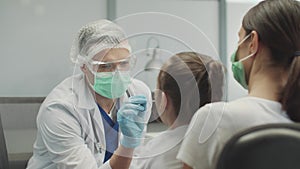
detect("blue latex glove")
[117,95,147,148]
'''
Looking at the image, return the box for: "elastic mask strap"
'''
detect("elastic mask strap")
[238,34,251,46]
[237,34,255,63]
[239,52,255,62]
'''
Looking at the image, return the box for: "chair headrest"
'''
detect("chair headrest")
[216,123,300,169]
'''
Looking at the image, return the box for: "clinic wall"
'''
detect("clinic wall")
[115,0,219,57]
[0,0,107,156]
[114,0,220,91]
[0,0,106,97]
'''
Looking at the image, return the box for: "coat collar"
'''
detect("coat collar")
[75,74,97,110]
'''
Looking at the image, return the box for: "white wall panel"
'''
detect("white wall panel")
[114,0,219,91]
[0,0,106,96]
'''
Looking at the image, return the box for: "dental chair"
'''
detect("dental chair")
[216,123,300,169]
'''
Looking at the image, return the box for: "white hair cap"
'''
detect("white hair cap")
[70,19,131,65]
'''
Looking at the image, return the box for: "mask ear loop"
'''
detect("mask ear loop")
[238,52,255,62]
[237,34,251,46]
[237,33,256,63]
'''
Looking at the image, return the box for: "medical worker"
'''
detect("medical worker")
[26,19,152,169]
[131,52,224,169]
[177,0,300,169]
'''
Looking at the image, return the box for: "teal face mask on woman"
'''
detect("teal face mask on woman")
[93,71,132,99]
[231,34,254,89]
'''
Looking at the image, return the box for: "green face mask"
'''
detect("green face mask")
[93,71,132,99]
[231,51,248,89]
[231,34,254,90]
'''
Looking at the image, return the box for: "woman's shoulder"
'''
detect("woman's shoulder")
[190,96,287,137]
[198,97,264,114]
[192,97,268,123]
[188,98,255,132]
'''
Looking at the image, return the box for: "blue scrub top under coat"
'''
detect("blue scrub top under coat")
[98,104,119,163]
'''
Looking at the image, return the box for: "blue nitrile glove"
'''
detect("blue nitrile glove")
[117,95,147,148]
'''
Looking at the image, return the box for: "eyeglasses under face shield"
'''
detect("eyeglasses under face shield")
[87,55,136,73]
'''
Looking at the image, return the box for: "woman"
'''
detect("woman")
[177,0,300,169]
[131,52,224,169]
[26,19,152,169]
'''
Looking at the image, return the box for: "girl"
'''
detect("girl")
[131,52,224,169]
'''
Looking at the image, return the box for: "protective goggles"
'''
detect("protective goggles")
[87,55,136,73]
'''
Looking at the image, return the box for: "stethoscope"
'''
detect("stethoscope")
[90,90,131,154]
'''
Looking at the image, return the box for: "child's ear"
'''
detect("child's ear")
[156,90,167,116]
[161,91,168,111]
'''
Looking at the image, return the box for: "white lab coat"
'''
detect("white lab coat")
[26,74,152,169]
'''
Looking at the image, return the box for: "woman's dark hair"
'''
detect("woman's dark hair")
[242,0,300,122]
[157,52,225,123]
